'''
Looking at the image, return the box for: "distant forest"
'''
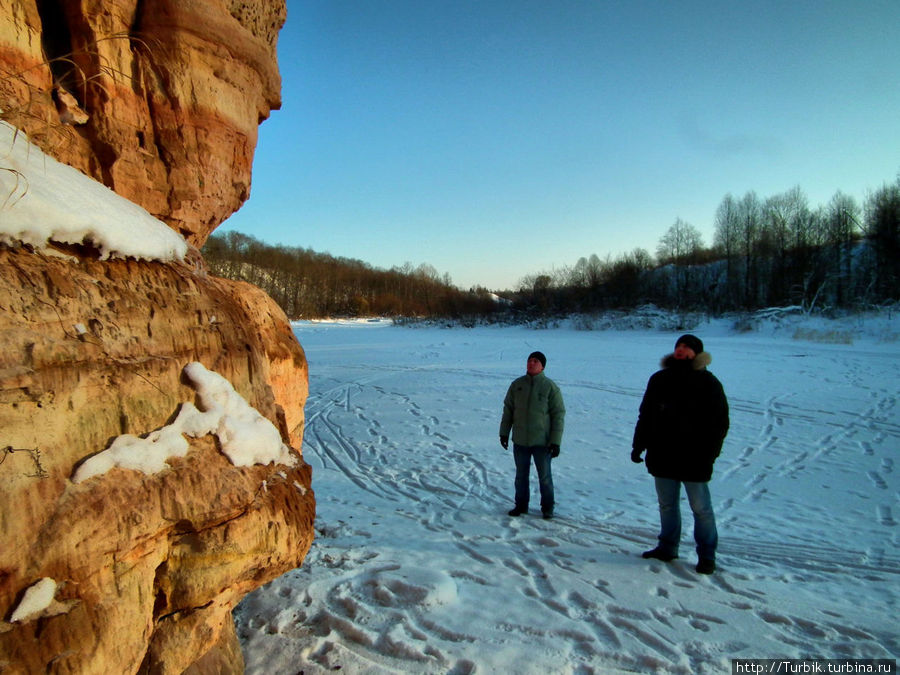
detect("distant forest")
[203,176,900,320]
[201,233,499,318]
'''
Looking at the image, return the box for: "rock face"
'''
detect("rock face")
[0,248,314,674]
[0,0,315,673]
[0,0,285,246]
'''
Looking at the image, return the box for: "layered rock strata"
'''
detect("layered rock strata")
[0,247,314,673]
[0,0,286,246]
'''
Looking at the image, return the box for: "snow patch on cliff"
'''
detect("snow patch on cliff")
[73,362,294,483]
[0,121,187,262]
[9,578,57,624]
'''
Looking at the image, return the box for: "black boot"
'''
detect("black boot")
[696,558,716,574]
[641,547,678,562]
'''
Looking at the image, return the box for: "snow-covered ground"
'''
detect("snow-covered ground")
[236,314,899,674]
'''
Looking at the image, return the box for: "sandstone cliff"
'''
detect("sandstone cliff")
[0,0,285,246]
[0,243,314,674]
[0,0,315,673]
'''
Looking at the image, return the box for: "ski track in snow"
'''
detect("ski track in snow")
[236,323,899,674]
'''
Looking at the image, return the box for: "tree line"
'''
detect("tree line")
[203,174,899,321]
[201,231,498,319]
[515,176,900,316]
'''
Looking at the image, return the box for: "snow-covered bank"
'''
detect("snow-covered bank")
[237,317,898,674]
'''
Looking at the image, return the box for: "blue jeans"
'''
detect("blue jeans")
[653,477,718,560]
[513,444,554,513]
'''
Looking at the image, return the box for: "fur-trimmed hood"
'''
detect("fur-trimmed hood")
[660,351,712,370]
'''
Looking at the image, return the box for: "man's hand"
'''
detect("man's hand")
[631,448,644,463]
[549,444,560,458]
[500,435,509,450]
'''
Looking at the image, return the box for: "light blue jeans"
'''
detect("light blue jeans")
[513,444,554,513]
[653,477,718,560]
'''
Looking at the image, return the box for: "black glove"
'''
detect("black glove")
[500,435,509,450]
[549,444,560,458]
[631,448,644,463]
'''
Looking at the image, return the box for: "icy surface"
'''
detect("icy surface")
[237,317,899,674]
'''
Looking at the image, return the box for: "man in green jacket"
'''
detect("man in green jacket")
[499,351,566,519]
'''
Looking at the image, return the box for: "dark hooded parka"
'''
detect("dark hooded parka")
[632,351,729,482]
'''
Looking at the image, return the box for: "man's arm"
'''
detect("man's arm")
[547,383,565,447]
[632,376,656,458]
[709,376,729,457]
[499,383,515,440]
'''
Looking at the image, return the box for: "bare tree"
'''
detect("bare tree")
[713,193,741,308]
[657,218,704,304]
[762,186,808,305]
[656,218,703,265]
[825,191,860,306]
[864,177,900,301]
[738,191,762,306]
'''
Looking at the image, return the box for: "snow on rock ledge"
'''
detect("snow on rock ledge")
[0,122,188,262]
[73,362,296,483]
[183,362,296,468]
[9,578,57,624]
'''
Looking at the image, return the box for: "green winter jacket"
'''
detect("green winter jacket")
[499,372,566,448]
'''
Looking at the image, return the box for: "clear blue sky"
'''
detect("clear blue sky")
[220,0,900,291]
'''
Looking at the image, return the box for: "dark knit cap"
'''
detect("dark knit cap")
[528,351,547,368]
[675,334,704,355]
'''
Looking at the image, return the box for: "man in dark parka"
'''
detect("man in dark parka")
[631,334,729,574]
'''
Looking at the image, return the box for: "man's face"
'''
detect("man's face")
[674,343,696,360]
[526,356,544,375]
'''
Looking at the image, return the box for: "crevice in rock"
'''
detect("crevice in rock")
[157,600,213,623]
[151,560,170,620]
[35,0,77,95]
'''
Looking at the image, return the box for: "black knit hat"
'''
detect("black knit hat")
[528,351,547,368]
[675,334,704,355]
